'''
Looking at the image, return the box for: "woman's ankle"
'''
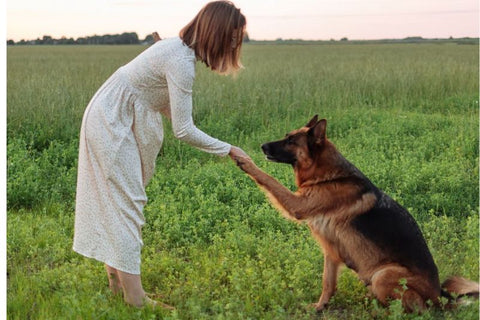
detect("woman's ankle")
[108,281,123,295]
[124,292,146,307]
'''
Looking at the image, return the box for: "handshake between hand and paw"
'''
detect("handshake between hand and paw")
[228,146,256,173]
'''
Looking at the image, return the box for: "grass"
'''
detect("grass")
[7,42,479,319]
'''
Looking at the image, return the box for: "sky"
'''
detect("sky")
[6,0,479,42]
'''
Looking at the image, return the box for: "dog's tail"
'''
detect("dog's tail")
[440,276,479,306]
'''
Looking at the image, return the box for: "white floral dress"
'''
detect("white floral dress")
[73,37,231,274]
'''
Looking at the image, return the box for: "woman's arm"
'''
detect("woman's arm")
[166,58,231,156]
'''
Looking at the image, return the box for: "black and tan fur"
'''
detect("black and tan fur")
[235,115,478,312]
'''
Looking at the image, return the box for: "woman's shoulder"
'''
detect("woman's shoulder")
[155,38,194,84]
[158,36,181,47]
[163,38,195,68]
[156,37,194,57]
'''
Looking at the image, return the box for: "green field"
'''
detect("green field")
[7,43,479,319]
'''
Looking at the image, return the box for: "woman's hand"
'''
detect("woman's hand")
[229,146,251,161]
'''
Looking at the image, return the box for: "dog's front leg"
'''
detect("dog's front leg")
[235,157,314,219]
[315,255,340,311]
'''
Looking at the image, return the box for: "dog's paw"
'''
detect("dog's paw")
[308,302,328,313]
[234,156,255,172]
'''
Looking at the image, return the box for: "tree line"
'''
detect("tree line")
[7,32,154,45]
[8,32,472,46]
[7,31,251,46]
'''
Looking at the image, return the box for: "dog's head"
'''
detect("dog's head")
[261,115,327,167]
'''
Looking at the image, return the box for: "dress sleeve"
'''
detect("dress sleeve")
[166,57,231,156]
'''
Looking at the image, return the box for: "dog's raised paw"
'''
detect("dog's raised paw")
[234,156,254,170]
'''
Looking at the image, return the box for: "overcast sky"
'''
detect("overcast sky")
[6,0,479,41]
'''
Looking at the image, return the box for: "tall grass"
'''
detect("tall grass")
[7,43,479,319]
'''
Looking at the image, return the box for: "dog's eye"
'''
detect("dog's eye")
[286,136,295,145]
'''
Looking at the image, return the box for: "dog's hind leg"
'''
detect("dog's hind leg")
[314,255,341,311]
[371,265,427,313]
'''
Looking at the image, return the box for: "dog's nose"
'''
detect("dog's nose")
[261,143,269,154]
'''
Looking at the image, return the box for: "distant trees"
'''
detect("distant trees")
[8,31,251,46]
[243,32,250,43]
[7,32,149,45]
[75,32,139,45]
[7,33,478,46]
[143,34,156,44]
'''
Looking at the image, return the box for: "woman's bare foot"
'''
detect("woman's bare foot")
[104,264,174,309]
[144,296,175,310]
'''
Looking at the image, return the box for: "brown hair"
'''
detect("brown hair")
[180,1,246,75]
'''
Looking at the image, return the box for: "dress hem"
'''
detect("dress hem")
[73,246,141,275]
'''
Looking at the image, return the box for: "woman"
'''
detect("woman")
[73,1,248,308]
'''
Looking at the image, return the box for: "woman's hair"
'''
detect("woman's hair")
[180,1,246,75]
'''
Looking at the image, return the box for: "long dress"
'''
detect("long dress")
[73,37,231,274]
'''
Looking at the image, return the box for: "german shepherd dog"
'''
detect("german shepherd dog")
[235,115,479,312]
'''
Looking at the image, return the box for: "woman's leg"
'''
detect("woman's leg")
[105,264,146,306]
[116,269,146,307]
[105,264,122,295]
[106,264,175,309]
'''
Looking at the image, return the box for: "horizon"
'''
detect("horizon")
[6,0,480,42]
[7,32,479,44]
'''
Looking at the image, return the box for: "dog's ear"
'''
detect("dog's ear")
[152,32,162,42]
[309,119,327,144]
[306,115,319,128]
